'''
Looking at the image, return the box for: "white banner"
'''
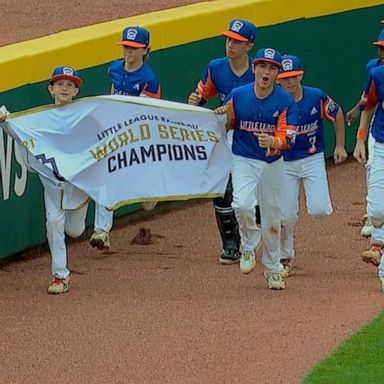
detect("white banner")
[3,95,231,210]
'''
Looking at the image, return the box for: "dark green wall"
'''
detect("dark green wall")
[0,5,383,259]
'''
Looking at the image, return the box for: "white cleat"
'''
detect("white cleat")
[240,250,256,274]
[264,270,286,290]
[142,201,158,211]
[360,216,373,237]
[89,230,110,250]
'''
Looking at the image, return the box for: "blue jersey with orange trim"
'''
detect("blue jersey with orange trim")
[357,58,383,111]
[362,65,384,143]
[196,57,254,105]
[224,83,298,163]
[108,59,161,98]
[283,86,339,161]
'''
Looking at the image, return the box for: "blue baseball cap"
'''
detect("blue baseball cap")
[252,48,282,68]
[221,19,257,43]
[278,54,304,79]
[373,29,384,47]
[50,66,82,87]
[117,26,150,48]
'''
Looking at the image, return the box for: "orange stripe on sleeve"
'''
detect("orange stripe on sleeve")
[196,69,217,100]
[272,109,291,150]
[141,85,161,99]
[361,81,378,111]
[320,98,336,122]
[141,87,161,99]
[226,98,235,129]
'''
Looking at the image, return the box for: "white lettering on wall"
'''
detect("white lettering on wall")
[0,128,28,200]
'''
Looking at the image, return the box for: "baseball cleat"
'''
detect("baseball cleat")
[280,258,292,278]
[142,201,158,211]
[360,215,373,237]
[219,248,241,264]
[48,276,70,294]
[264,270,286,290]
[90,230,110,250]
[361,243,383,266]
[240,250,256,274]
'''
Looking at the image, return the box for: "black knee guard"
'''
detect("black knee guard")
[214,177,240,250]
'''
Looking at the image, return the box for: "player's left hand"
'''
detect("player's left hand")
[214,105,228,115]
[334,145,348,164]
[254,133,273,148]
[353,140,366,165]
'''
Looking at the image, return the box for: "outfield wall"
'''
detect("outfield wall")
[0,0,383,260]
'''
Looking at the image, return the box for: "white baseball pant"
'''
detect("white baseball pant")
[365,131,384,243]
[281,152,333,260]
[231,155,284,273]
[94,203,113,233]
[367,141,384,228]
[40,176,88,278]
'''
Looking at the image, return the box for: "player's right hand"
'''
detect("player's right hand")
[188,92,202,105]
[346,107,359,126]
[0,113,7,123]
[353,139,366,164]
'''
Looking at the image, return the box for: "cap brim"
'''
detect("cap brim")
[117,41,146,48]
[221,31,249,42]
[252,58,282,68]
[50,75,82,87]
[373,41,384,47]
[277,70,304,79]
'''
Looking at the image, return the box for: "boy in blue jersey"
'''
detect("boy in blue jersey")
[346,29,384,125]
[216,48,298,290]
[354,64,384,292]
[277,55,347,276]
[90,26,161,250]
[346,27,384,240]
[188,19,258,265]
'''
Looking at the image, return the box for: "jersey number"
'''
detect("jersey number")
[308,136,317,154]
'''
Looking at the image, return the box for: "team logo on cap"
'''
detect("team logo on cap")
[231,20,244,32]
[62,67,74,76]
[282,59,293,71]
[125,28,138,41]
[264,48,276,59]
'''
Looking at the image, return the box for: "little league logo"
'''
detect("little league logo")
[282,59,293,71]
[264,48,276,60]
[327,99,337,112]
[125,28,138,41]
[231,20,244,32]
[62,67,74,76]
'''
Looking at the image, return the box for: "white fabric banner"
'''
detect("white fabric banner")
[3,95,231,210]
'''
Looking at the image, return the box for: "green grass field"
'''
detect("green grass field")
[303,310,384,383]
